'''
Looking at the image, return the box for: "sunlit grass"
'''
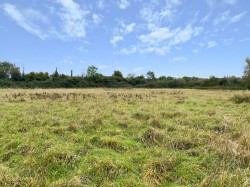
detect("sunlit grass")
[0,89,249,186]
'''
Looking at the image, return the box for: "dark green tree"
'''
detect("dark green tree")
[243,57,250,88]
[0,61,21,80]
[112,70,123,78]
[10,67,22,81]
[146,71,156,80]
[111,70,124,82]
[52,68,59,78]
[86,66,98,77]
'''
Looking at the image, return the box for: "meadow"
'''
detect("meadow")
[0,88,249,186]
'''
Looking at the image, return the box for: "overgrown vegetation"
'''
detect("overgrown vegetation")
[0,89,249,186]
[231,93,250,103]
[0,59,250,89]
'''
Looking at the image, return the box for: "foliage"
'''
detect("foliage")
[243,57,250,88]
[0,61,21,80]
[86,65,98,77]
[0,61,248,89]
[146,71,156,80]
[51,68,59,78]
[112,70,123,78]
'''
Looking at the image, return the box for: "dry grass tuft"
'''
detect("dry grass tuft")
[143,158,174,186]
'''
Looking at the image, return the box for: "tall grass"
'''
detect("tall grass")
[0,88,249,186]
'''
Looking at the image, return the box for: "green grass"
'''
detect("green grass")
[0,89,249,186]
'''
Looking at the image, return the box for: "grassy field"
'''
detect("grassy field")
[0,88,249,186]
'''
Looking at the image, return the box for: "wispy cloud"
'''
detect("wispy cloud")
[207,41,218,48]
[171,25,202,46]
[214,11,246,25]
[173,56,187,62]
[97,0,105,9]
[111,21,136,47]
[110,35,124,46]
[230,12,246,23]
[201,12,212,23]
[213,10,230,25]
[117,21,136,34]
[2,3,47,39]
[120,24,202,56]
[205,0,216,8]
[120,45,137,55]
[92,14,103,25]
[139,27,177,44]
[140,0,182,28]
[124,22,136,33]
[118,0,130,9]
[2,1,100,40]
[56,0,90,39]
[223,0,237,5]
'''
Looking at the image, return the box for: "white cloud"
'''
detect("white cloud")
[214,11,246,25]
[207,41,218,48]
[230,12,246,23]
[140,0,182,28]
[201,12,211,23]
[205,0,216,8]
[140,46,171,56]
[92,14,102,25]
[125,22,136,33]
[118,0,130,9]
[171,25,202,45]
[213,11,230,25]
[223,0,237,5]
[134,25,202,55]
[110,35,124,46]
[97,0,105,9]
[139,27,177,44]
[56,0,90,38]
[2,1,100,40]
[173,56,187,62]
[117,21,136,35]
[2,3,47,39]
[120,46,137,55]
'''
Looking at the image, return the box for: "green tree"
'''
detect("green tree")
[52,68,59,78]
[86,66,98,77]
[10,67,22,81]
[146,71,156,80]
[112,70,123,78]
[111,70,124,82]
[243,57,250,88]
[0,61,21,80]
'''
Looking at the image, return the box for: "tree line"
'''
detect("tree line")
[0,58,250,89]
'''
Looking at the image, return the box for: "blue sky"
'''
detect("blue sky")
[0,0,249,78]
